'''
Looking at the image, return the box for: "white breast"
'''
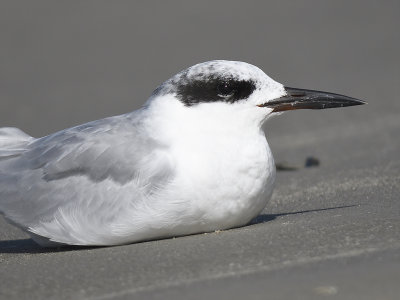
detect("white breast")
[166,128,276,233]
[137,96,277,237]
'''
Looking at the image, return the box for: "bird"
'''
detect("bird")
[0,60,366,247]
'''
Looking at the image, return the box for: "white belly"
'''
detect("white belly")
[169,133,276,232]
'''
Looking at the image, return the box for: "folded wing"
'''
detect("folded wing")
[0,112,175,245]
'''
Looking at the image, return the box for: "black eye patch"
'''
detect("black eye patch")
[175,76,257,106]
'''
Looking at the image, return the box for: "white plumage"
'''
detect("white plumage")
[0,60,364,246]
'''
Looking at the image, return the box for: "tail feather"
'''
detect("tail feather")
[0,127,33,157]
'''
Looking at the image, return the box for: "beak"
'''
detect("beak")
[258,87,367,112]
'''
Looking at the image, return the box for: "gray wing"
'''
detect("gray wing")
[0,112,175,244]
[25,114,171,185]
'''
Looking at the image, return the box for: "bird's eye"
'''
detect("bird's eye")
[217,80,235,98]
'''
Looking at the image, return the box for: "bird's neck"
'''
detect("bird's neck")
[141,95,266,145]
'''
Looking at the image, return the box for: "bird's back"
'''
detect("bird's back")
[0,111,176,246]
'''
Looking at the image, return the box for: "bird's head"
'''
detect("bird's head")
[145,60,365,135]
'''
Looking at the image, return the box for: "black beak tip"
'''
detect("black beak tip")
[352,98,367,106]
[337,96,367,108]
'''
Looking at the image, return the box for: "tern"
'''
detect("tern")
[0,60,365,247]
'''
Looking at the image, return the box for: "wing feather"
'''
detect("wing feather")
[0,111,175,244]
